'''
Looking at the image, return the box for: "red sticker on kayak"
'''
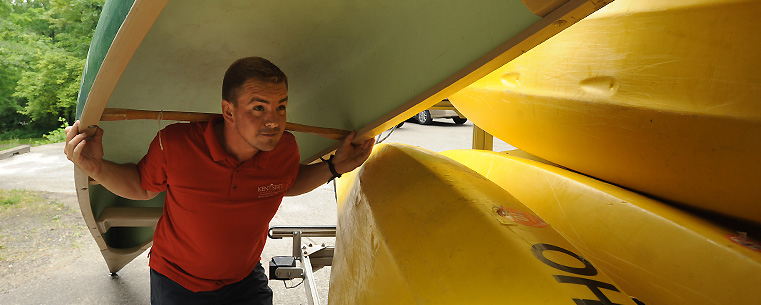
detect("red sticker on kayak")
[727,233,761,253]
[497,207,549,228]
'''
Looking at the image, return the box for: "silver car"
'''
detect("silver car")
[408,99,467,125]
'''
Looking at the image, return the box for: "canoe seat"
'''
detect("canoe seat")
[96,207,163,232]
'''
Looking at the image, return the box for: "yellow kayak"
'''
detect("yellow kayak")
[443,149,761,305]
[329,144,639,304]
[448,0,761,223]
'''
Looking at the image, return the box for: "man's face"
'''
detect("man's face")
[226,79,288,152]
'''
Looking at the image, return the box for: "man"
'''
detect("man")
[64,57,374,304]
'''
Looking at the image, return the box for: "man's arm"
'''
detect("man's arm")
[285,132,374,196]
[91,161,160,201]
[65,120,160,201]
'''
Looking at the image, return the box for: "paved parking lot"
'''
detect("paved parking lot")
[0,120,512,304]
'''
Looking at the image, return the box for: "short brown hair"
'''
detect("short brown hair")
[222,57,288,104]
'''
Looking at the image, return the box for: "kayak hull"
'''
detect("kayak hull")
[449,0,761,223]
[443,149,761,305]
[329,144,638,304]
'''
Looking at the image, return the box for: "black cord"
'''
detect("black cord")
[318,156,339,202]
[283,278,304,289]
[320,155,341,180]
[332,179,337,203]
[376,124,398,144]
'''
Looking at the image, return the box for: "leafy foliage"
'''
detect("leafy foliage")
[0,0,104,140]
[42,117,69,143]
[14,49,83,124]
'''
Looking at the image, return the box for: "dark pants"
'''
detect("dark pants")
[150,262,273,305]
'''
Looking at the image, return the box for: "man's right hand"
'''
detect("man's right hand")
[64,120,104,177]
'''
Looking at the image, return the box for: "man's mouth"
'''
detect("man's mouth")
[259,129,280,137]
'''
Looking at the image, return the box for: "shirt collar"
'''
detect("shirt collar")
[204,115,229,163]
[203,115,271,169]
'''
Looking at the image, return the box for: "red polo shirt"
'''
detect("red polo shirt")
[137,116,299,292]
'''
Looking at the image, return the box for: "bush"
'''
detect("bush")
[41,117,68,143]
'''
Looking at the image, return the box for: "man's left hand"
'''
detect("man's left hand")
[333,132,374,175]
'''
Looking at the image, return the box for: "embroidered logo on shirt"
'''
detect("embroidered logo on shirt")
[258,183,285,198]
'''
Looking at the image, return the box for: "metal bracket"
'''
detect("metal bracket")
[268,225,337,305]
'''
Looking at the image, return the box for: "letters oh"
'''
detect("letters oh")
[531,243,623,305]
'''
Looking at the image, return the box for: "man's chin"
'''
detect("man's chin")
[255,138,280,152]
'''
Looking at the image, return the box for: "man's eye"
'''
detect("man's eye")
[277,105,286,111]
[252,105,264,111]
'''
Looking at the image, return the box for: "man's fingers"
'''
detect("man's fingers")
[64,120,82,156]
[361,140,374,158]
[347,138,373,164]
[65,133,77,158]
[71,138,89,165]
[360,138,374,152]
[66,132,88,159]
[71,138,84,158]
[342,131,356,147]
[65,120,80,143]
[92,126,104,142]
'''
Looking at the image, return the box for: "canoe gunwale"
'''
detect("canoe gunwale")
[78,0,169,137]
[75,0,168,273]
[76,167,154,273]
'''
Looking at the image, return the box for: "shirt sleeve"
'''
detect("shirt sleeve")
[284,132,300,189]
[288,152,300,189]
[137,128,168,193]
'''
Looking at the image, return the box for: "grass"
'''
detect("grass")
[0,189,85,265]
[1,119,68,152]
[0,189,71,216]
[1,195,22,207]
[1,189,27,207]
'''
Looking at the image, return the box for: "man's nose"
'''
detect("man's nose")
[264,110,279,128]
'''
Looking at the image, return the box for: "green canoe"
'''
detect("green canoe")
[74,0,611,273]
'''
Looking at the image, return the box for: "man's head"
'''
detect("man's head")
[221,57,289,155]
[222,57,288,105]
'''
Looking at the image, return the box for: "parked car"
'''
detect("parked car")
[408,99,467,125]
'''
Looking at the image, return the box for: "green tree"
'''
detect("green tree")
[0,0,104,139]
[44,0,104,57]
[0,0,51,138]
[14,49,83,129]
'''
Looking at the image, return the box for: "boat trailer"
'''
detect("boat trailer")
[268,226,336,305]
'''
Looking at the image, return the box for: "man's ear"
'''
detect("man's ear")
[221,99,234,123]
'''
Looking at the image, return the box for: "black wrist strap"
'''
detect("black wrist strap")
[320,155,342,180]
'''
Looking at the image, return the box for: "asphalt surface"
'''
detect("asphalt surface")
[0,120,513,304]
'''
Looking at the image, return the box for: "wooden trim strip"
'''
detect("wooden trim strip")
[101,108,214,122]
[285,122,351,141]
[100,108,351,141]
